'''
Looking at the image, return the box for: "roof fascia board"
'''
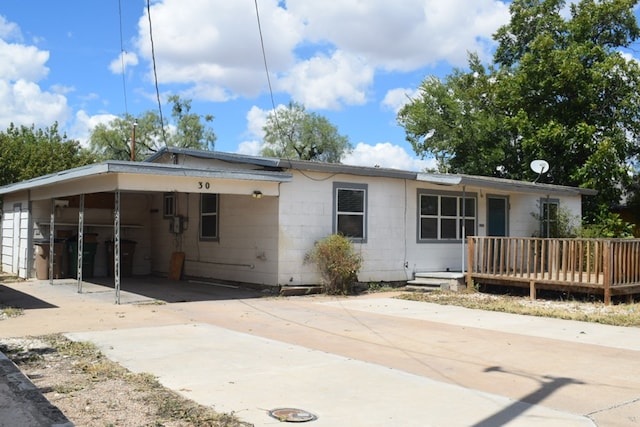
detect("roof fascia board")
[279,159,418,180]
[145,147,281,168]
[0,161,292,196]
[457,175,597,196]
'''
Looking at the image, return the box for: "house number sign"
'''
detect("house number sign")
[198,181,211,189]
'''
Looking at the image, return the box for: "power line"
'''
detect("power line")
[147,0,168,147]
[253,0,335,182]
[117,0,129,115]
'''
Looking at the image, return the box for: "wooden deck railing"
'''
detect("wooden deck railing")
[466,237,640,304]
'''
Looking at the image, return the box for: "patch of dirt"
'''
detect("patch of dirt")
[0,335,252,427]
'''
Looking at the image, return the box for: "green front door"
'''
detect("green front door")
[487,196,508,237]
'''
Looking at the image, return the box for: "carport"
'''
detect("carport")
[0,160,291,303]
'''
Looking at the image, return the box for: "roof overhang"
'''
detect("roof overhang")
[417,173,598,197]
[0,161,292,201]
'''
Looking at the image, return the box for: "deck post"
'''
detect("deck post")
[529,280,536,301]
[466,237,474,290]
[603,240,612,305]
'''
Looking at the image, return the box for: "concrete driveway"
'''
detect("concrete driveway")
[2,278,640,426]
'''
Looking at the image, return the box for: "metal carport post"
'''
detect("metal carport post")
[114,190,121,304]
[48,199,55,285]
[76,194,85,293]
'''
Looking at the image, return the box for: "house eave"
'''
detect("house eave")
[0,160,292,196]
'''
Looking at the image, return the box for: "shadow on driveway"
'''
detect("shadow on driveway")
[0,285,57,310]
[78,275,267,304]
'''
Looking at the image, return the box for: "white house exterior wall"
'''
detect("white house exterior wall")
[148,192,279,285]
[276,171,468,285]
[275,172,586,286]
[508,193,583,237]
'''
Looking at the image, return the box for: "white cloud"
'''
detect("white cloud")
[109,51,139,74]
[278,50,373,110]
[245,105,268,139]
[135,0,301,100]
[342,142,437,171]
[236,140,262,156]
[0,16,22,41]
[0,18,71,129]
[131,1,509,111]
[70,110,117,147]
[287,0,510,70]
[51,84,74,95]
[0,38,49,81]
[382,87,419,114]
[236,105,268,155]
[0,79,70,129]
[620,51,639,64]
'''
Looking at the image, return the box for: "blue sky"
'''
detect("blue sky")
[0,1,516,170]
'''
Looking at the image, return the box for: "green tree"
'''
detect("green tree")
[89,96,216,161]
[398,0,640,218]
[166,95,216,150]
[0,123,95,186]
[261,101,352,162]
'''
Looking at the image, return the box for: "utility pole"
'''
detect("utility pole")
[130,120,138,161]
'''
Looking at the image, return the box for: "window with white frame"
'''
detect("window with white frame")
[418,190,476,241]
[200,193,219,240]
[334,182,367,242]
[163,192,175,218]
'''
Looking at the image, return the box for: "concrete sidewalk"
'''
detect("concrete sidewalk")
[68,323,594,427]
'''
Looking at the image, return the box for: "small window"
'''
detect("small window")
[334,182,367,242]
[200,193,219,240]
[163,193,175,218]
[418,191,476,241]
[540,198,560,238]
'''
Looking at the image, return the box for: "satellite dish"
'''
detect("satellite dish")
[530,159,549,174]
[530,159,549,183]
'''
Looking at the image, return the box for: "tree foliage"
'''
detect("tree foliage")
[89,95,216,161]
[261,101,352,162]
[397,0,640,218]
[0,123,95,186]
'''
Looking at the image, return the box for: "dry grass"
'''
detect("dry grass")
[398,290,640,327]
[1,334,251,427]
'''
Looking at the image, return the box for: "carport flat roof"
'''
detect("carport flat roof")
[0,160,293,196]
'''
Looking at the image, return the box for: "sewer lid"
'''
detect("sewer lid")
[268,408,317,423]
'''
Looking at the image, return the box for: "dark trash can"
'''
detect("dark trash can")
[106,240,137,277]
[67,235,98,278]
[34,239,68,279]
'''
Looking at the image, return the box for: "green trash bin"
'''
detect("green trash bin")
[68,237,98,278]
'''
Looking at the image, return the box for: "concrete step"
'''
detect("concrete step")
[410,272,467,292]
[406,278,448,292]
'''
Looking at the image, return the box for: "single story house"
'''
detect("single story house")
[0,147,596,294]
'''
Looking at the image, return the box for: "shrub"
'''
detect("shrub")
[306,234,362,295]
[579,211,636,238]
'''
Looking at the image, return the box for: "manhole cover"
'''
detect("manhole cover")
[268,408,317,423]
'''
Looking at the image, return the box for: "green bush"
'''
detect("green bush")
[579,211,636,238]
[306,234,362,294]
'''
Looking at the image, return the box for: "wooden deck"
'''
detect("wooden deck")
[466,237,640,304]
